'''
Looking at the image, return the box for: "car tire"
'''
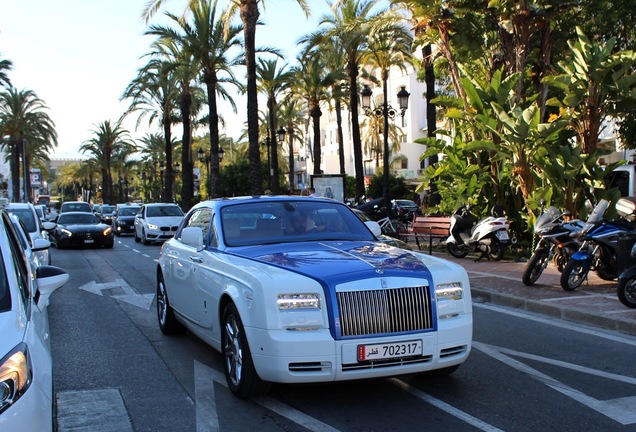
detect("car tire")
[221,303,270,398]
[156,273,186,335]
[134,229,140,243]
[143,230,151,245]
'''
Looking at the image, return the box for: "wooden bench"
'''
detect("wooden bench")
[406,215,452,254]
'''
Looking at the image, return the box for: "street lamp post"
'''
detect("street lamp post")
[261,134,271,190]
[360,84,410,216]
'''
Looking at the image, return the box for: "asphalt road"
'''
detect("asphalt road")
[47,236,636,432]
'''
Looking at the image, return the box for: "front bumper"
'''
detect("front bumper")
[246,316,472,384]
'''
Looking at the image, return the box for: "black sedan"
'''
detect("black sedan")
[112,205,140,236]
[52,212,114,249]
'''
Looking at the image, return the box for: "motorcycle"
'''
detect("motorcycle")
[560,198,636,291]
[522,204,584,286]
[446,205,516,261]
[617,235,636,308]
[615,198,636,308]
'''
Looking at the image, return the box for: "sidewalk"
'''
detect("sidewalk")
[427,250,636,336]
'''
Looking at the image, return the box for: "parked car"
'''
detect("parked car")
[0,209,69,431]
[98,205,116,225]
[157,196,472,398]
[4,203,55,264]
[51,212,114,249]
[34,204,48,222]
[58,201,92,216]
[112,205,140,236]
[392,199,419,222]
[134,203,184,245]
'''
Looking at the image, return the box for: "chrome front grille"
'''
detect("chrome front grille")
[337,285,433,337]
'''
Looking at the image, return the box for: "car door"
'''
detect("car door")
[164,207,212,324]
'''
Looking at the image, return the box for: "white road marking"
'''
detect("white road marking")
[57,388,132,432]
[195,361,341,432]
[474,303,636,346]
[194,361,219,432]
[474,341,636,425]
[391,379,505,432]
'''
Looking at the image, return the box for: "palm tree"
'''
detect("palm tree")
[0,54,12,88]
[277,95,306,191]
[138,133,168,201]
[291,53,337,176]
[317,0,379,203]
[144,34,203,208]
[148,0,243,198]
[142,0,311,196]
[223,0,310,195]
[80,120,136,204]
[257,58,293,194]
[0,87,57,201]
[122,57,179,202]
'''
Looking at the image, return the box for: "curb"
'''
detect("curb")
[471,287,636,336]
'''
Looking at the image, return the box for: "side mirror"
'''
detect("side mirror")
[32,238,51,252]
[42,221,55,231]
[181,226,204,251]
[35,265,69,309]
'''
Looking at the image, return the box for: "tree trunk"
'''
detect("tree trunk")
[205,79,222,198]
[268,97,280,194]
[241,3,262,195]
[311,103,322,176]
[163,114,173,203]
[335,98,345,174]
[348,59,365,203]
[180,90,193,209]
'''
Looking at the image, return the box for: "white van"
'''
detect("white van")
[605,164,636,197]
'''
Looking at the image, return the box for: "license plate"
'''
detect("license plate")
[84,239,94,244]
[496,231,509,240]
[357,340,422,362]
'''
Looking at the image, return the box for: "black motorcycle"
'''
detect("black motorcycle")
[522,205,584,286]
[560,198,636,291]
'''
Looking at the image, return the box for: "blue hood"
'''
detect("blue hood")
[236,241,430,285]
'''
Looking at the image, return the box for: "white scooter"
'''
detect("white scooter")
[446,205,516,261]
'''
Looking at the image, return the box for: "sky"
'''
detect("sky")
[0,0,334,159]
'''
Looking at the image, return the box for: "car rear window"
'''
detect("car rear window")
[6,208,37,233]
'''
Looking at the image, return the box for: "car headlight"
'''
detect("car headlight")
[435,282,465,319]
[0,343,32,415]
[61,228,72,237]
[102,227,112,236]
[147,223,159,230]
[277,293,321,310]
[435,282,463,301]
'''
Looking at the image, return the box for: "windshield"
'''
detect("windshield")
[118,207,140,216]
[221,200,374,246]
[58,213,99,225]
[147,206,183,217]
